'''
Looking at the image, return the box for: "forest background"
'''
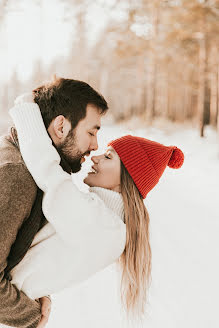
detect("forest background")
[0,0,219,137]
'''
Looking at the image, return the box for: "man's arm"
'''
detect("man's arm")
[0,163,41,328]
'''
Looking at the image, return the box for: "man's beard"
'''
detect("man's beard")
[56,129,90,173]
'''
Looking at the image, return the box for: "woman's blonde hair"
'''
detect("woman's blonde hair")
[118,161,152,321]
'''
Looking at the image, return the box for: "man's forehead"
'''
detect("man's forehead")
[85,105,102,129]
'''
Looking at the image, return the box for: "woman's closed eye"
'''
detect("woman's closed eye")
[89,132,95,136]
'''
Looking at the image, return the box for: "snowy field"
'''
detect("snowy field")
[0,119,218,328]
[44,120,219,328]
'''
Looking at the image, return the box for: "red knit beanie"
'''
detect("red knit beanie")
[108,135,184,199]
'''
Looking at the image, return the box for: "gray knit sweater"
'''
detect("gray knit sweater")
[0,135,41,328]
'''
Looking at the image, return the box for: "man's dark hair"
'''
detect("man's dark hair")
[33,77,108,130]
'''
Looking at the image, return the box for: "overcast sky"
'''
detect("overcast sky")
[1,0,111,82]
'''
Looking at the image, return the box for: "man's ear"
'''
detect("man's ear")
[47,116,72,145]
[53,115,72,140]
[53,115,65,139]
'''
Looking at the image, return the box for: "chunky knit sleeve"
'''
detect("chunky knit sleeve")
[10,103,126,276]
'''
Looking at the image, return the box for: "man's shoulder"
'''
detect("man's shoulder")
[0,135,37,190]
[0,134,23,166]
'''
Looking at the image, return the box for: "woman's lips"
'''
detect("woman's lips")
[88,166,98,174]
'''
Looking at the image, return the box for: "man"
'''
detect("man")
[0,77,108,328]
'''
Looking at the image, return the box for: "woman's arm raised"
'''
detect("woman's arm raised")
[10,102,65,192]
[9,101,126,261]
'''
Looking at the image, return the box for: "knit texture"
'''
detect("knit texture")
[9,102,126,302]
[89,187,124,220]
[109,135,184,198]
[5,127,72,277]
[0,135,41,328]
[10,186,125,300]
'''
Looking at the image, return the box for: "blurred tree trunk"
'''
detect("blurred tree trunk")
[210,45,218,127]
[217,59,219,133]
[197,7,207,137]
[148,0,160,121]
[136,55,145,114]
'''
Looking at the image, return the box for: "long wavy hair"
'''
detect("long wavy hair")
[118,161,152,320]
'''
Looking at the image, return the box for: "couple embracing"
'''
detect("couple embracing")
[0,77,184,328]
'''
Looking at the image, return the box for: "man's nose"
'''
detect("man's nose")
[90,136,98,151]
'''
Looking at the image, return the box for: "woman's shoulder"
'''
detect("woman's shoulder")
[89,186,125,222]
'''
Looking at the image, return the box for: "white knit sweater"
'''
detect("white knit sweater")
[9,103,126,300]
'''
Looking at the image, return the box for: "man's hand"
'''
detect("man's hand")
[37,296,51,328]
[14,92,35,106]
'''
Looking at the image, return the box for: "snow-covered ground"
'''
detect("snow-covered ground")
[45,121,219,328]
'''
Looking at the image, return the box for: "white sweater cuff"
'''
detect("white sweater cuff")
[9,103,50,145]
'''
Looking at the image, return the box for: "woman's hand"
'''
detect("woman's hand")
[14,92,35,105]
[37,296,52,328]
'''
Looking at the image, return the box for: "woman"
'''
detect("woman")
[9,99,184,320]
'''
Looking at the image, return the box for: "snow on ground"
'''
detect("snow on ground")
[28,120,219,328]
[46,121,219,328]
